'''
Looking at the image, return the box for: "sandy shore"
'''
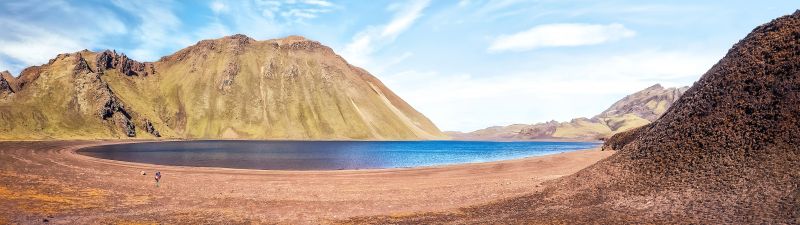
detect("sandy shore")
[0,141,613,224]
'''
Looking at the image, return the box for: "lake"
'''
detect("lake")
[79,140,600,170]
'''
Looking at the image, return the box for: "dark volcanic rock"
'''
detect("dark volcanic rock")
[589,10,800,223]
[142,119,161,137]
[615,8,800,191]
[600,123,649,151]
[96,82,136,137]
[74,68,137,137]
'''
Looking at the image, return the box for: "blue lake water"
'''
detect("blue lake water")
[79,140,600,170]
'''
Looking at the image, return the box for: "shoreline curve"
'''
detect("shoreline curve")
[0,140,614,224]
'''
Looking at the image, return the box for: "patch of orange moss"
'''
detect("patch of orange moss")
[0,185,108,215]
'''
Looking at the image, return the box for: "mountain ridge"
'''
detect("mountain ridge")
[0,34,446,140]
[450,84,688,141]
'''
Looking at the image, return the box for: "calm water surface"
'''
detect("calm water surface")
[79,140,599,170]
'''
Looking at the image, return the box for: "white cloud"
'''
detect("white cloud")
[252,0,335,23]
[0,59,11,73]
[210,1,228,14]
[341,0,430,68]
[0,1,127,74]
[0,20,82,66]
[302,0,333,7]
[194,21,232,40]
[384,50,721,131]
[488,23,636,52]
[282,8,330,19]
[111,1,191,61]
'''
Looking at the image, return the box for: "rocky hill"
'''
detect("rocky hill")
[358,10,800,224]
[0,35,446,140]
[450,84,688,141]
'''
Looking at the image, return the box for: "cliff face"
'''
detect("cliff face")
[0,35,446,140]
[451,84,688,141]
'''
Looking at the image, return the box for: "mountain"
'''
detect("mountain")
[594,83,687,123]
[0,35,446,140]
[367,10,800,224]
[450,84,688,141]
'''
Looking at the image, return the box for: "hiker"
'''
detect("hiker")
[155,171,162,187]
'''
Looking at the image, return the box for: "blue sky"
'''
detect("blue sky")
[0,1,798,131]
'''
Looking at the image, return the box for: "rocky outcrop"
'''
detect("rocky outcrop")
[160,34,255,64]
[95,50,155,77]
[14,66,42,92]
[73,54,93,75]
[71,53,137,137]
[0,71,14,98]
[142,119,161,137]
[81,72,136,137]
[273,35,331,52]
[225,34,254,55]
[218,60,240,92]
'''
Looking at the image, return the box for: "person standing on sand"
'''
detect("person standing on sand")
[155,171,161,187]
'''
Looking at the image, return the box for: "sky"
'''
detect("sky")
[0,1,798,132]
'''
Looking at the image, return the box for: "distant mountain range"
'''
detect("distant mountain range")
[448,84,688,141]
[0,35,446,140]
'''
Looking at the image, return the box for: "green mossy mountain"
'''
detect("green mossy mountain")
[0,35,446,140]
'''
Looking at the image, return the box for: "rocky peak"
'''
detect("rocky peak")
[226,33,256,42]
[270,35,331,52]
[0,70,11,78]
[645,83,664,90]
[0,71,13,97]
[0,71,13,87]
[73,53,93,75]
[160,34,257,63]
[14,66,42,92]
[273,35,309,44]
[595,84,689,121]
[95,50,155,77]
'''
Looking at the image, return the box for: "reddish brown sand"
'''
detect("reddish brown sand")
[0,141,612,224]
